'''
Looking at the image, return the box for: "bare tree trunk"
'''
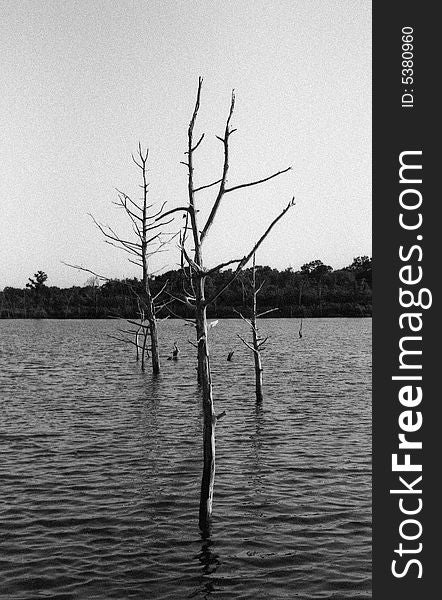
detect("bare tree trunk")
[141,326,149,371]
[251,257,263,402]
[135,329,140,361]
[140,145,162,376]
[252,326,263,403]
[195,291,216,529]
[149,317,160,374]
[142,276,160,375]
[237,255,276,403]
[197,348,203,386]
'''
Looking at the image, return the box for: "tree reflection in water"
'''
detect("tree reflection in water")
[192,528,220,599]
[250,401,265,494]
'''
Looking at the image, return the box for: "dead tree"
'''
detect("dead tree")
[236,254,278,403]
[107,301,152,371]
[66,144,173,374]
[163,78,295,529]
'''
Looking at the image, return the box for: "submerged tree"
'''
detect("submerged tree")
[106,298,153,372]
[163,78,295,529]
[67,144,173,374]
[236,255,278,402]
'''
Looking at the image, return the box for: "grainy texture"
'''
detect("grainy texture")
[0,318,371,599]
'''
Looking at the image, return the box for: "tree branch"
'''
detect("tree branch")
[186,76,204,259]
[150,201,168,220]
[115,188,143,212]
[128,258,143,267]
[156,206,192,221]
[180,241,203,274]
[207,197,295,305]
[257,336,269,348]
[154,299,174,313]
[145,218,174,233]
[89,214,141,249]
[62,262,111,281]
[237,333,257,353]
[200,90,235,242]
[152,280,169,302]
[256,307,279,318]
[104,239,142,257]
[166,291,196,308]
[224,166,292,194]
[232,307,252,329]
[193,178,223,193]
[206,257,243,276]
[114,198,143,223]
[166,304,196,325]
[188,132,205,153]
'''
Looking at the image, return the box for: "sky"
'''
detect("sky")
[0,0,371,288]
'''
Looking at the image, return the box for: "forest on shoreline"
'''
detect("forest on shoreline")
[0,257,371,319]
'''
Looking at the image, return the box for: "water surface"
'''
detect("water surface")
[0,318,371,599]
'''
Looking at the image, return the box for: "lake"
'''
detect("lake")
[0,318,371,599]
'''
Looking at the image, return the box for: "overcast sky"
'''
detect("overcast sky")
[1,0,371,288]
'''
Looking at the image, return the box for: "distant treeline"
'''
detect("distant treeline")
[0,257,372,319]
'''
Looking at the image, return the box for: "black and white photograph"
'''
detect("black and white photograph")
[3,1,416,598]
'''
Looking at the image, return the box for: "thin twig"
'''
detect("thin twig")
[224,166,292,194]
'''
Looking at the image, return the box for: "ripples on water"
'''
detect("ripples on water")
[0,318,371,599]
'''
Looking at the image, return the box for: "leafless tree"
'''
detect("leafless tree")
[163,78,295,529]
[66,144,174,374]
[236,254,278,403]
